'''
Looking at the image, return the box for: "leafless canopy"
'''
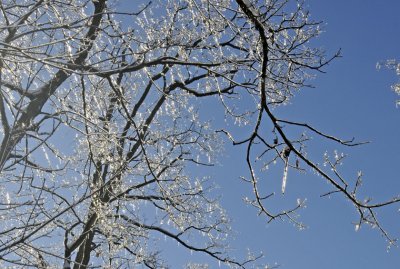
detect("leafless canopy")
[0,0,398,268]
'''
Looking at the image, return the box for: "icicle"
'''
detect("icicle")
[281,146,291,194]
[282,158,289,194]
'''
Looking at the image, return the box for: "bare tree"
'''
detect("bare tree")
[0,0,398,268]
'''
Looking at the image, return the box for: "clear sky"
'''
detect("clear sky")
[104,1,400,268]
[190,1,400,268]
[30,1,399,268]
[1,1,399,268]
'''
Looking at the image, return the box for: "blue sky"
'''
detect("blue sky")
[1,1,399,268]
[106,1,400,268]
[199,1,400,268]
[57,1,400,268]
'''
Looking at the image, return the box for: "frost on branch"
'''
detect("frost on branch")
[0,0,398,268]
[377,59,400,106]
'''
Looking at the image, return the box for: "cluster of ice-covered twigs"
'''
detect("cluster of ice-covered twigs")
[0,0,398,268]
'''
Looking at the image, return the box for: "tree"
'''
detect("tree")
[0,0,398,268]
